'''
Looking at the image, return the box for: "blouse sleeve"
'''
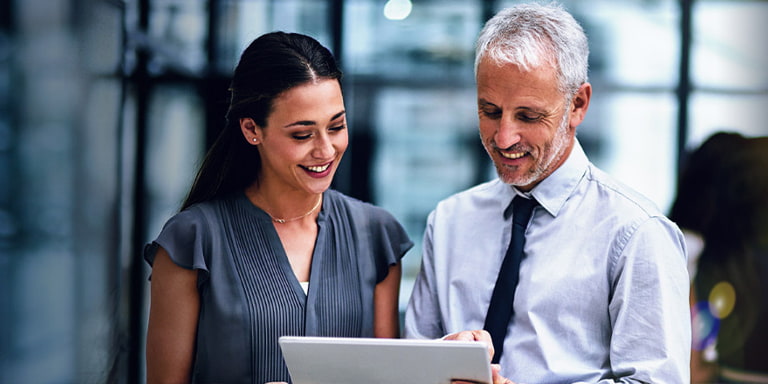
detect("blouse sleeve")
[364,206,414,283]
[143,205,212,285]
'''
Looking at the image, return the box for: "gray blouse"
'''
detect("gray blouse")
[145,189,413,383]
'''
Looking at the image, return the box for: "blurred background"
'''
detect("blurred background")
[0,0,766,382]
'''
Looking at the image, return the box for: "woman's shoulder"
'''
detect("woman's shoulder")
[160,196,234,234]
[326,190,396,223]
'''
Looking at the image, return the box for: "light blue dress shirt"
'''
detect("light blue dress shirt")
[404,141,690,383]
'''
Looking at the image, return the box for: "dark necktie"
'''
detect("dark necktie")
[483,195,538,364]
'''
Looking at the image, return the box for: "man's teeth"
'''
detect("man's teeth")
[306,164,330,172]
[501,152,525,159]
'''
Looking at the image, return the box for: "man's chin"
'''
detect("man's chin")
[496,169,538,189]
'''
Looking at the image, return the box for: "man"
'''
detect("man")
[404,3,690,383]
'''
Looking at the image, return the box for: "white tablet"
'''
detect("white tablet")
[278,336,493,384]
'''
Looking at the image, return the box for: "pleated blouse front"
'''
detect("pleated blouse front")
[144,189,413,383]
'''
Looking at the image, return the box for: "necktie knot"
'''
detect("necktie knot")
[512,195,537,228]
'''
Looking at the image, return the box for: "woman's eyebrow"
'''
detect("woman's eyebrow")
[329,110,346,122]
[284,110,346,129]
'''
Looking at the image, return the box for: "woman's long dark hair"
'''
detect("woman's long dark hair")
[673,132,768,362]
[180,32,342,211]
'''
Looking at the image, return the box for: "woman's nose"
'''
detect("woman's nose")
[312,133,334,158]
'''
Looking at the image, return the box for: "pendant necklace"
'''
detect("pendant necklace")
[262,196,322,224]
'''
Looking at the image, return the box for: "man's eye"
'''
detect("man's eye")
[518,113,542,122]
[480,109,501,119]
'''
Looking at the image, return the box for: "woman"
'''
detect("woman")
[144,32,413,384]
[670,132,768,383]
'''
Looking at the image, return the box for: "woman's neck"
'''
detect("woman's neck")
[245,184,323,223]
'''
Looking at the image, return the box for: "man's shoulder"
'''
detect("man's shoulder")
[584,164,664,218]
[439,178,504,201]
[433,178,507,214]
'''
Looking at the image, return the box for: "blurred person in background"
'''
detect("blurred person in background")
[143,31,412,384]
[670,132,768,383]
[405,3,690,383]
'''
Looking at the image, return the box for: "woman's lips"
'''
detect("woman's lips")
[300,162,333,178]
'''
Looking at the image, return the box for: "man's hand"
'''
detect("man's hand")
[452,364,515,384]
[445,330,515,384]
[443,330,495,361]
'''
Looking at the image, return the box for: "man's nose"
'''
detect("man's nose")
[495,116,523,149]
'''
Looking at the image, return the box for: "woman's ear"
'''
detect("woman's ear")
[240,118,261,145]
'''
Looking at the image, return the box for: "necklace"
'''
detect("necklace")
[262,196,322,224]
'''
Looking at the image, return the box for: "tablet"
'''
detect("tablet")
[278,336,493,384]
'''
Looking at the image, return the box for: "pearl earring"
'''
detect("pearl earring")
[252,138,257,142]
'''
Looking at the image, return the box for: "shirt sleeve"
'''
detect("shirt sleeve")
[404,210,446,339]
[143,206,211,285]
[605,215,691,383]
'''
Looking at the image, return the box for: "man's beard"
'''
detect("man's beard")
[494,111,572,186]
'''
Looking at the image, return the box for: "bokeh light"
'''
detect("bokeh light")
[708,281,736,319]
[383,0,412,21]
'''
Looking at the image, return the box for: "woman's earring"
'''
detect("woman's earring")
[252,138,258,142]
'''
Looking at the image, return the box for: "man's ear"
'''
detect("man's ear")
[568,83,592,129]
[240,118,261,145]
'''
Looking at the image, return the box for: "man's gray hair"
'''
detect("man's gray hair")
[475,2,589,96]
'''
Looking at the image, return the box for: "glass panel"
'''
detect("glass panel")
[74,77,123,382]
[144,85,207,237]
[2,0,125,381]
[689,93,768,147]
[692,1,768,90]
[689,0,768,150]
[147,0,208,75]
[215,0,331,74]
[343,0,478,82]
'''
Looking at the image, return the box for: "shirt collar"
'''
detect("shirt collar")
[531,139,588,216]
[502,139,589,219]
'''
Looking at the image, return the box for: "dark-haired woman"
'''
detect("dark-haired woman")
[670,132,768,383]
[144,32,412,384]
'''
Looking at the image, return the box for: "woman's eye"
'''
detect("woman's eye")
[329,125,346,132]
[292,133,312,140]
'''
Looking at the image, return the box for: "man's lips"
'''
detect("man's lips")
[500,151,527,160]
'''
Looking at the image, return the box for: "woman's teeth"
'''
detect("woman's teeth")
[306,164,330,173]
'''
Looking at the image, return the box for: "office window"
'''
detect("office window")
[688,1,768,146]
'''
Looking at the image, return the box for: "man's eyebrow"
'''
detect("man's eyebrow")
[284,110,346,129]
[478,99,498,108]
